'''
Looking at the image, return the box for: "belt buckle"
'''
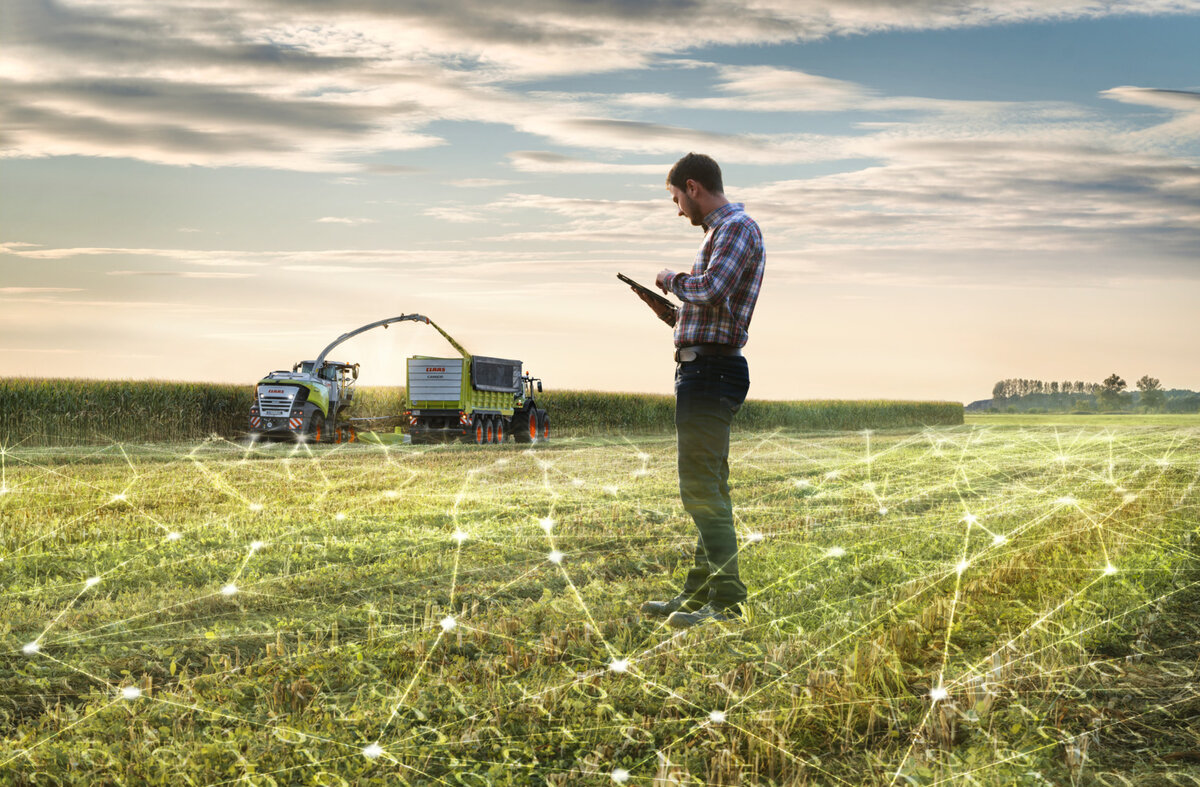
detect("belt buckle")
[675,348,698,363]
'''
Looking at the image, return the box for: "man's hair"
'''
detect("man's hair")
[666,153,723,195]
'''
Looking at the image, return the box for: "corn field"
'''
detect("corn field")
[0,378,960,445]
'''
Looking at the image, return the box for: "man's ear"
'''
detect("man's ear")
[685,178,702,198]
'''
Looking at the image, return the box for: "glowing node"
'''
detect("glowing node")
[826,546,846,558]
[221,583,238,596]
[863,482,875,492]
[1157,459,1171,468]
[631,469,649,478]
[452,530,468,544]
[548,550,564,564]
[363,743,384,760]
[612,768,631,783]
[1123,494,1137,504]
[248,503,263,512]
[604,485,620,495]
[495,459,509,466]
[746,532,764,543]
[930,686,948,702]
[22,641,40,655]
[571,479,585,487]
[878,507,888,516]
[637,452,650,461]
[1055,455,1068,463]
[609,658,629,673]
[110,493,127,503]
[793,479,812,488]
[992,534,1008,546]
[121,686,141,700]
[1055,496,1076,505]
[709,710,726,724]
[963,514,978,525]
[0,486,9,495]
[824,470,839,480]
[250,540,265,552]
[383,491,398,499]
[539,517,555,533]
[335,513,347,521]
[956,560,970,576]
[85,576,101,588]
[440,615,456,632]
[166,532,181,542]
[1103,563,1118,576]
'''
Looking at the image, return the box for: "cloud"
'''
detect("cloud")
[1102,86,1200,111]
[507,151,669,174]
[0,286,84,293]
[4,0,1198,171]
[106,270,256,279]
[315,217,378,225]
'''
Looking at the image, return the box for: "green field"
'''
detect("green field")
[2,421,1198,785]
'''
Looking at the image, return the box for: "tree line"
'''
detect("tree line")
[985,374,1199,413]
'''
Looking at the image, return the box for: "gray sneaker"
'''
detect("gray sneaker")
[666,603,744,628]
[639,593,704,617]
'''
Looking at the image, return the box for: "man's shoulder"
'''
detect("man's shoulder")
[716,205,761,237]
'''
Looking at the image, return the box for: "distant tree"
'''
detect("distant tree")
[992,381,1008,403]
[1098,373,1128,411]
[1050,381,1059,395]
[1137,375,1165,411]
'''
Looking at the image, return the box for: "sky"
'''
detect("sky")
[1,0,1198,404]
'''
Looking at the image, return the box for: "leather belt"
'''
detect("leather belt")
[674,344,743,363]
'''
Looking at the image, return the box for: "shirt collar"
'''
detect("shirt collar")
[703,202,743,231]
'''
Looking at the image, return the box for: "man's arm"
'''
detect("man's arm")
[659,221,758,305]
[633,287,677,327]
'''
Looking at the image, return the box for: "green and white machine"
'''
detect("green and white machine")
[248,313,548,445]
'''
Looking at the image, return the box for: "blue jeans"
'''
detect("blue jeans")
[674,354,750,607]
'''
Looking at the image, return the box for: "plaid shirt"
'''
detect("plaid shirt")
[666,202,764,349]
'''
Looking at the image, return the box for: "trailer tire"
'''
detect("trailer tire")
[513,409,535,444]
[472,417,487,445]
[493,416,505,444]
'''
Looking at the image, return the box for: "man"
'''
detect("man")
[632,152,764,628]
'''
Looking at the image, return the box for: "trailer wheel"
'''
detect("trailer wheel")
[472,417,487,445]
[493,416,505,444]
[513,409,535,444]
[537,410,549,442]
[485,417,496,445]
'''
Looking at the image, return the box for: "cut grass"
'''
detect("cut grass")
[0,421,1197,784]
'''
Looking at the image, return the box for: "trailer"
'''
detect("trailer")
[405,355,548,445]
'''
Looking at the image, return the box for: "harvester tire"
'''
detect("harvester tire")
[537,410,549,442]
[513,409,535,444]
[306,412,326,444]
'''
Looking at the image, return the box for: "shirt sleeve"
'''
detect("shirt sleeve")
[668,220,755,305]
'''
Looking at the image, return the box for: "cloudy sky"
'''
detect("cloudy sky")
[2,0,1198,403]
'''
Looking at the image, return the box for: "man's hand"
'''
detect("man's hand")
[655,269,675,293]
[632,287,678,327]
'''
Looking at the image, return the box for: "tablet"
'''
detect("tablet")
[617,272,674,310]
